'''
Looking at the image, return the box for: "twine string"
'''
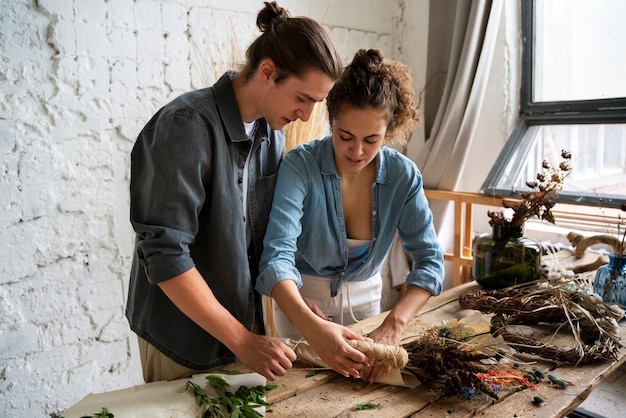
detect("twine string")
[347,340,409,369]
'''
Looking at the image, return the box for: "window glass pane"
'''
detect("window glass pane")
[491,123,626,200]
[534,0,626,102]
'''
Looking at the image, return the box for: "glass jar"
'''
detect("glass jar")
[593,253,626,305]
[472,225,542,289]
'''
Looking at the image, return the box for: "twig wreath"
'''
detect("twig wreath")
[459,279,623,365]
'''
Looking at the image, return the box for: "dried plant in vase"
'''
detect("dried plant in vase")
[488,150,573,228]
[472,150,573,289]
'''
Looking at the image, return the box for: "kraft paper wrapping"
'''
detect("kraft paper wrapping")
[282,338,421,388]
[62,372,266,418]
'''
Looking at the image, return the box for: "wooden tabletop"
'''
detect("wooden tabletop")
[222,251,626,418]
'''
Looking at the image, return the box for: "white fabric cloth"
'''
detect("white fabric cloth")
[273,272,382,340]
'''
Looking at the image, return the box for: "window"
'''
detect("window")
[481,0,626,210]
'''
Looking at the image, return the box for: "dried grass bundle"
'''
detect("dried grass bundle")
[401,323,500,399]
[283,99,329,153]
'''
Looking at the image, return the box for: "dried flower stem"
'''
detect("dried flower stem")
[489,150,573,228]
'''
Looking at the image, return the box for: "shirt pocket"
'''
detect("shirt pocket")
[255,172,279,224]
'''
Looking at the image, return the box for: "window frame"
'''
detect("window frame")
[480,0,626,210]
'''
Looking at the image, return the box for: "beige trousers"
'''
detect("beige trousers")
[137,337,213,383]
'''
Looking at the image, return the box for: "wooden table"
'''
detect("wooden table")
[223,254,626,418]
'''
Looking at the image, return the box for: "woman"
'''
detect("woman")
[257,49,445,382]
[127,2,344,383]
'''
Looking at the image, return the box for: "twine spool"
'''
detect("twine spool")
[348,340,409,369]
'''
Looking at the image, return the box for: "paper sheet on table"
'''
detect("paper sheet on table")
[283,338,421,388]
[62,372,266,418]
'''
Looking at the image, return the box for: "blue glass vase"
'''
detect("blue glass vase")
[593,254,626,306]
[472,225,542,289]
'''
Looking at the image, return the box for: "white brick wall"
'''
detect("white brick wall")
[0,1,407,416]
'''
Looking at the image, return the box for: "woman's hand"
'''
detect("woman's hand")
[301,320,371,379]
[271,280,371,378]
[359,285,432,383]
[358,326,401,383]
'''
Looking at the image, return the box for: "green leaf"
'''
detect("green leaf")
[355,403,382,410]
[218,369,243,375]
[306,370,320,377]
[207,375,229,389]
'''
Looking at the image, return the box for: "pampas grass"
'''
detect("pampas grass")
[283,99,330,153]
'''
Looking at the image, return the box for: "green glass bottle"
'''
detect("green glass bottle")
[472,225,542,289]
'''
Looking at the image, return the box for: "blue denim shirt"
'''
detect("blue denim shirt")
[257,137,444,298]
[126,72,284,369]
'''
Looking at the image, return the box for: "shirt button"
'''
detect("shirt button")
[372,210,377,215]
[238,177,243,184]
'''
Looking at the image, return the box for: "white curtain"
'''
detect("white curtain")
[417,0,502,192]
[387,0,504,289]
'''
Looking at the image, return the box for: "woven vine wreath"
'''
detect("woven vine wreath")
[459,282,623,364]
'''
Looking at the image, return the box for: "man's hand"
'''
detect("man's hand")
[157,269,297,381]
[234,334,297,381]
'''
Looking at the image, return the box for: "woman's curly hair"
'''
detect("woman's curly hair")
[326,49,420,147]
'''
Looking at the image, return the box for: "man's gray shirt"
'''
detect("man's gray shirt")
[126,72,284,369]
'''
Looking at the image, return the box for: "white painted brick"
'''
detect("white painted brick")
[78,281,124,314]
[137,28,165,61]
[0,284,24,333]
[0,323,39,359]
[53,56,79,89]
[27,341,81,373]
[75,20,110,57]
[75,0,106,23]
[86,340,130,367]
[76,56,111,93]
[107,0,136,28]
[162,2,188,34]
[0,185,21,222]
[164,31,190,62]
[47,19,77,56]
[19,184,53,220]
[37,0,74,18]
[165,60,191,91]
[0,359,32,413]
[111,57,139,90]
[0,117,16,152]
[138,57,164,88]
[19,147,54,183]
[109,27,137,59]
[0,221,39,284]
[110,92,146,120]
[135,0,163,31]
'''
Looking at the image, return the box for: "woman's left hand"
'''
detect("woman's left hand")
[359,326,402,383]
